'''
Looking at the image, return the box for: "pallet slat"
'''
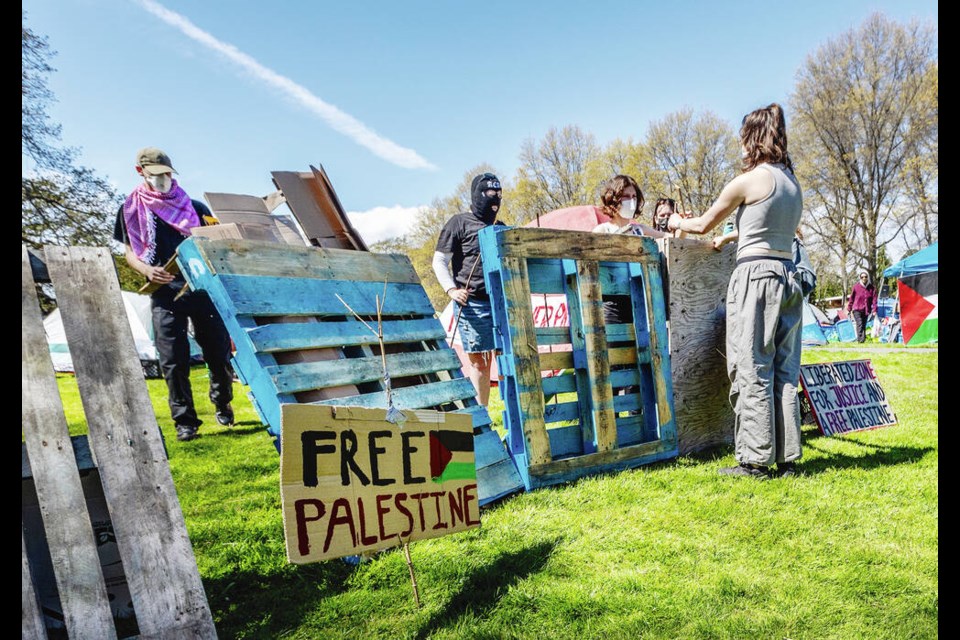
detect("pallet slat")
[44,246,216,639]
[21,247,117,639]
[269,349,461,393]
[248,317,445,352]
[220,274,435,317]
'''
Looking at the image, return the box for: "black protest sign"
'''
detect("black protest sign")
[799,360,897,436]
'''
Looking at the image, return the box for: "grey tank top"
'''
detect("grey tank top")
[735,163,803,260]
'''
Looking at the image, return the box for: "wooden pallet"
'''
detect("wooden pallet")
[478,227,678,490]
[175,238,524,505]
[21,246,216,639]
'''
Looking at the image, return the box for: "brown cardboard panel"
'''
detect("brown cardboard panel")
[280,405,479,563]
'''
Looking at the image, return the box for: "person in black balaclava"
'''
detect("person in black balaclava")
[432,172,504,406]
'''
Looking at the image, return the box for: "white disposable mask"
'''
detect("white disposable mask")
[620,198,637,218]
[145,173,173,194]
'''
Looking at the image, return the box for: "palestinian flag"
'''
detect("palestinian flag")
[430,429,476,483]
[899,272,938,345]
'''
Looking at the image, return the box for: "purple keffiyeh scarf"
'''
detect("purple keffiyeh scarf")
[122,180,200,263]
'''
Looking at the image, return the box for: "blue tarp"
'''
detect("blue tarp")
[883,242,938,278]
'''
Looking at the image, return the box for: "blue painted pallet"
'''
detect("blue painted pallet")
[176,238,523,505]
[478,226,678,491]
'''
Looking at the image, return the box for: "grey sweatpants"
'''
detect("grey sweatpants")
[726,259,804,466]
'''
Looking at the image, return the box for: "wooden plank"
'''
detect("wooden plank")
[561,258,596,454]
[220,274,435,317]
[44,246,217,639]
[22,530,48,640]
[534,326,572,346]
[453,403,493,430]
[529,439,667,477]
[661,237,737,453]
[247,317,445,353]
[269,349,461,393]
[474,429,509,469]
[539,345,641,371]
[543,400,580,424]
[190,238,417,282]
[640,249,678,451]
[500,256,552,466]
[577,260,618,452]
[317,377,479,410]
[21,246,118,639]
[546,424,584,458]
[267,317,360,404]
[494,227,661,263]
[627,262,659,442]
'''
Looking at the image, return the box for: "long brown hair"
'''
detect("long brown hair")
[740,103,793,173]
[599,174,645,219]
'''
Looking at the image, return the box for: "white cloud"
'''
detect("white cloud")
[137,0,437,171]
[347,205,425,245]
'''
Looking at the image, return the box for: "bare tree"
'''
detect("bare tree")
[791,13,938,283]
[645,108,740,216]
[511,125,599,224]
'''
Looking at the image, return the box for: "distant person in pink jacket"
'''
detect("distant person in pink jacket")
[847,271,878,343]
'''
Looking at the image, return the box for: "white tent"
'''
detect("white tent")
[43,290,200,375]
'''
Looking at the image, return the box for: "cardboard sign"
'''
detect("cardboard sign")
[280,405,480,563]
[799,360,897,436]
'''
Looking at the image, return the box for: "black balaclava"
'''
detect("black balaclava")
[470,173,502,224]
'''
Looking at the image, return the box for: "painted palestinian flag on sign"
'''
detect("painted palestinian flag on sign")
[899,272,938,345]
[430,429,476,483]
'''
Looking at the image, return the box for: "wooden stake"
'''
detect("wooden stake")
[403,542,421,609]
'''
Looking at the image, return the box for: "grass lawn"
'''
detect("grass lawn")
[53,347,938,639]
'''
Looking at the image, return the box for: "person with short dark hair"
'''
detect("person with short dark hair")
[668,103,804,479]
[847,271,877,343]
[114,147,234,441]
[432,173,504,406]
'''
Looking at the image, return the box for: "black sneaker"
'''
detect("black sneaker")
[776,462,797,478]
[215,405,234,427]
[718,462,770,479]
[176,425,199,442]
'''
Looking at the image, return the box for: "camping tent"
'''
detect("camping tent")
[883,242,938,345]
[44,290,201,375]
[801,301,831,346]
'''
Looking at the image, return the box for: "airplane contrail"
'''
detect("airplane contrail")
[138,0,437,170]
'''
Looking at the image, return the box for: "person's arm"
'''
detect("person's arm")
[667,169,772,235]
[432,251,468,304]
[634,223,668,238]
[712,229,739,251]
[124,245,175,284]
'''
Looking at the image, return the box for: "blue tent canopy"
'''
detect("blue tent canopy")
[883,242,938,278]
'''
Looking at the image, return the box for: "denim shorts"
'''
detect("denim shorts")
[453,298,495,353]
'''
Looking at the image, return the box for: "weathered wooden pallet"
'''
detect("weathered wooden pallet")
[175,238,524,505]
[21,246,217,639]
[479,226,678,490]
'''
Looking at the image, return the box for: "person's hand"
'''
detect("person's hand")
[712,235,730,251]
[447,287,469,305]
[667,213,684,231]
[143,265,175,284]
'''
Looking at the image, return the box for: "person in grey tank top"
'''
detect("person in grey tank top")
[666,103,804,479]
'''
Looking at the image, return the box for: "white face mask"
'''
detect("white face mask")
[145,173,173,194]
[620,198,637,218]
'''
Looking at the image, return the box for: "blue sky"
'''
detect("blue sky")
[23,0,937,244]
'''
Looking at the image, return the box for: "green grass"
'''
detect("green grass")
[54,348,938,639]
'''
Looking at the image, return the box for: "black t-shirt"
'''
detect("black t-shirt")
[435,212,503,299]
[114,199,211,294]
